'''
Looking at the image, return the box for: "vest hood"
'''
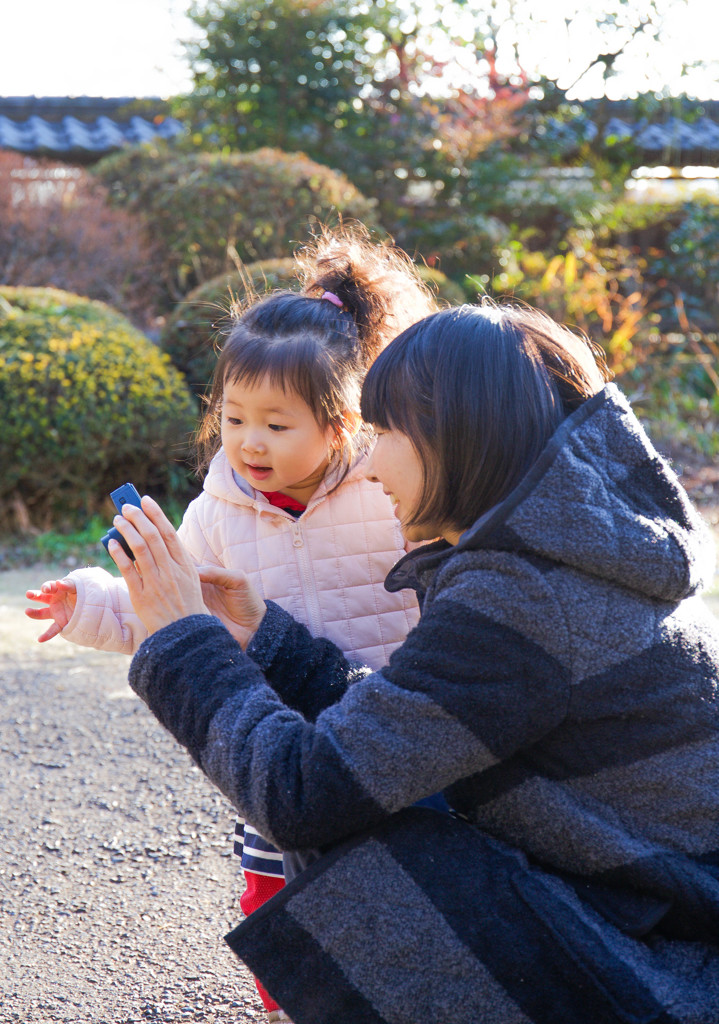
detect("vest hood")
[202,448,371,513]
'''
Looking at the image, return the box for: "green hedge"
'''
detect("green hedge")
[94,145,381,300]
[0,287,198,530]
[159,258,466,398]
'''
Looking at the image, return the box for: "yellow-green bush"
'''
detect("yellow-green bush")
[0,287,198,530]
[416,265,467,307]
[159,258,465,399]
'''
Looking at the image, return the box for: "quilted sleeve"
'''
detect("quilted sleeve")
[60,566,147,655]
[177,497,223,567]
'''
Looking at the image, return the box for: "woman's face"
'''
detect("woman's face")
[365,428,461,545]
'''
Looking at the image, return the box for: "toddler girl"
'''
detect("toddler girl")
[25,225,437,1022]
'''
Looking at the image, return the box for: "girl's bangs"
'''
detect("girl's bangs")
[223,335,323,413]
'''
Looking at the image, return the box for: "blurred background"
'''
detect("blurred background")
[1,0,718,565]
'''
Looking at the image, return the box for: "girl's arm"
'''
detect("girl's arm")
[26,567,146,655]
[51,566,147,655]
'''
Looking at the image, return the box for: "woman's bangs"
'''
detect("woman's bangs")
[361,339,417,433]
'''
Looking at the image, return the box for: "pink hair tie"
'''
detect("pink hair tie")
[321,290,344,309]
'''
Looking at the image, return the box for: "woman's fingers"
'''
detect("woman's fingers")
[108,494,208,634]
[116,496,190,575]
[112,507,160,576]
[107,533,140,588]
[140,495,193,566]
[198,566,250,588]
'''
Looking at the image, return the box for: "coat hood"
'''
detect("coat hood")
[388,384,715,604]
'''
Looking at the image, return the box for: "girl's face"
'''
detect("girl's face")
[365,428,462,545]
[221,374,336,504]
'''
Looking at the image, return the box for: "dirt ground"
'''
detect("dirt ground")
[1,453,718,1022]
[0,570,263,1024]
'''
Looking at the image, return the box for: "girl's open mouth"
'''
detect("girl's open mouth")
[247,464,272,480]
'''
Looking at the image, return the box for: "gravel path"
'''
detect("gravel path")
[1,567,263,1024]
[2,531,718,1023]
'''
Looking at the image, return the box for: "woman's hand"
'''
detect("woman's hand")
[198,566,266,650]
[108,495,210,635]
[25,578,77,642]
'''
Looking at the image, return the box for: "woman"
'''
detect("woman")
[110,304,719,1024]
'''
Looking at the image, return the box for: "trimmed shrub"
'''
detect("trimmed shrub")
[94,145,380,300]
[159,258,464,398]
[0,287,198,531]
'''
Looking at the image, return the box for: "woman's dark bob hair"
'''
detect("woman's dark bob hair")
[361,302,612,534]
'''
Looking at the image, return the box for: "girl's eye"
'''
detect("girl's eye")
[227,417,243,426]
[269,424,287,432]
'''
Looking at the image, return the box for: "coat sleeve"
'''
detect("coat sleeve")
[128,564,570,852]
[246,601,369,719]
[61,566,147,655]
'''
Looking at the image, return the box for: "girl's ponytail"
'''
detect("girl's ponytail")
[296,223,437,369]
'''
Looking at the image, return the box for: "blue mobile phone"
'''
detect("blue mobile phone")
[101,482,143,560]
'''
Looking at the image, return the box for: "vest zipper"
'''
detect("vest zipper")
[290,520,323,636]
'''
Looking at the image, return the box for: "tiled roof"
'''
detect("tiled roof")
[542,100,719,157]
[0,96,184,156]
[3,95,719,162]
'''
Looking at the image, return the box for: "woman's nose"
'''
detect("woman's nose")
[364,449,378,483]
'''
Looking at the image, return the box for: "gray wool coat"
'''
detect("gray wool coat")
[129,383,719,1024]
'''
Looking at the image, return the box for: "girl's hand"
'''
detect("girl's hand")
[25,578,77,642]
[108,495,210,635]
[198,566,266,650]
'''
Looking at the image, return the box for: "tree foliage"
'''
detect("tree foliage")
[174,0,536,273]
[178,0,377,153]
[174,0,696,258]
